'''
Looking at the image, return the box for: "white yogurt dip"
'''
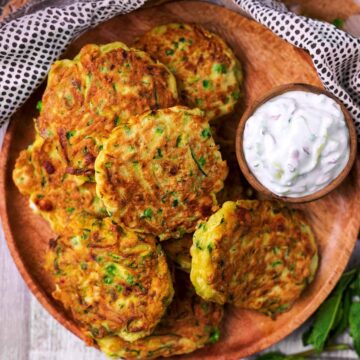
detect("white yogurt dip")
[243,90,350,197]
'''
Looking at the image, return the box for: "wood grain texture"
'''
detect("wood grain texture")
[1,2,360,359]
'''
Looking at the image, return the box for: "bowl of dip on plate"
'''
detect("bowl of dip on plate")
[236,83,357,203]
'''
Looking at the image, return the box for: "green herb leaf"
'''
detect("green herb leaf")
[41,175,46,187]
[273,246,280,254]
[106,264,117,276]
[201,128,211,138]
[198,222,206,231]
[304,269,356,351]
[126,274,135,285]
[330,289,351,338]
[213,63,227,74]
[202,79,211,89]
[103,275,113,284]
[165,49,174,56]
[154,148,163,159]
[232,91,241,100]
[155,126,164,134]
[332,18,344,28]
[109,253,120,261]
[141,208,153,220]
[66,130,76,140]
[303,296,339,350]
[190,146,207,176]
[350,301,360,356]
[195,98,203,107]
[176,135,182,147]
[81,229,91,240]
[114,116,120,126]
[256,351,309,360]
[198,156,206,167]
[208,328,220,344]
[350,271,360,295]
[36,100,42,112]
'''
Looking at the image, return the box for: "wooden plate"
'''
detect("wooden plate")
[1,2,360,359]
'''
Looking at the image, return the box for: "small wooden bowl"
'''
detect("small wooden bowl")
[236,83,358,203]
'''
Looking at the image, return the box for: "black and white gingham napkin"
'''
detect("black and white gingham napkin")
[0,0,359,138]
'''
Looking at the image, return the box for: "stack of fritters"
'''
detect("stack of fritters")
[97,271,223,359]
[95,106,228,240]
[13,22,318,360]
[46,217,174,342]
[37,42,179,174]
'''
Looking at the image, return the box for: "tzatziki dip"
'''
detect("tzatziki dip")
[243,90,350,197]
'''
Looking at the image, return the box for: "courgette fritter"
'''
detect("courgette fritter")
[46,217,174,342]
[190,200,318,315]
[135,23,243,120]
[95,106,228,240]
[13,135,105,233]
[36,42,178,174]
[96,272,223,359]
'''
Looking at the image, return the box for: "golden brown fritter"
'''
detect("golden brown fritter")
[190,200,318,315]
[135,23,243,120]
[13,135,68,196]
[96,272,223,359]
[13,135,105,233]
[45,217,174,343]
[95,106,228,240]
[162,234,193,272]
[36,42,178,174]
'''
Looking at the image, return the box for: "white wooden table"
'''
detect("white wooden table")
[1,1,360,359]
